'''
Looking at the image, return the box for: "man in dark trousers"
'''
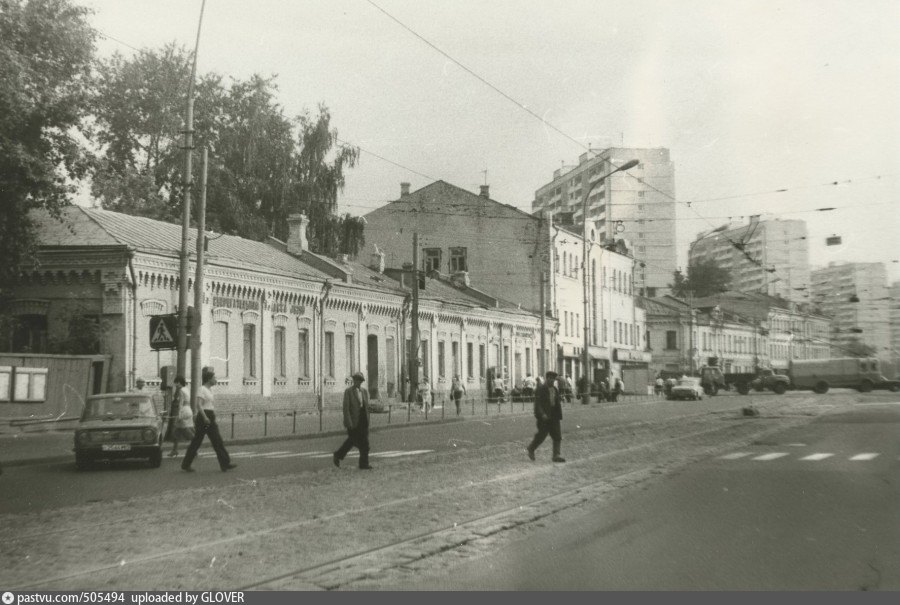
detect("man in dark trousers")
[333,372,373,470]
[526,370,566,463]
[181,367,237,473]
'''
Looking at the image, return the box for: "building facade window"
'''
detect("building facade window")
[423,248,441,272]
[345,334,356,377]
[325,331,335,378]
[449,247,467,272]
[298,329,309,378]
[421,339,430,377]
[666,330,677,350]
[451,341,459,377]
[438,341,446,378]
[10,314,48,353]
[386,336,396,389]
[274,327,286,378]
[479,344,486,378]
[243,324,256,378]
[467,342,474,379]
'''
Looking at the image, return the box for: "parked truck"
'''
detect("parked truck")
[787,357,900,394]
[729,367,791,395]
[699,364,790,396]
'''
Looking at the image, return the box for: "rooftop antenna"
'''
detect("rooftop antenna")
[481,169,488,185]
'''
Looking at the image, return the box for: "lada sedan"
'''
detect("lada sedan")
[667,376,705,401]
[74,392,164,470]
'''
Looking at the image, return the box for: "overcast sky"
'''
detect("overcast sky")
[82,0,900,283]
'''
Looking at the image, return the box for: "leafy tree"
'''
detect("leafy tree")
[0,0,95,282]
[670,260,732,298]
[90,49,364,255]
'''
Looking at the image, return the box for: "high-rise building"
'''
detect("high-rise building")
[688,217,810,304]
[810,262,891,359]
[532,147,676,298]
[890,281,900,375]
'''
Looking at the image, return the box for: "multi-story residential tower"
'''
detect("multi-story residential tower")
[688,217,810,304]
[532,147,676,298]
[810,262,891,360]
[890,281,900,377]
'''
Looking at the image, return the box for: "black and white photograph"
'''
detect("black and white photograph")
[1,0,899,593]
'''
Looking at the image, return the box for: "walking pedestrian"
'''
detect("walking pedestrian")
[417,375,432,411]
[181,367,237,473]
[522,373,536,399]
[333,372,373,470]
[168,376,193,457]
[450,375,466,416]
[526,370,566,463]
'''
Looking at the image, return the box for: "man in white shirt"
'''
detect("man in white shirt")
[181,367,237,473]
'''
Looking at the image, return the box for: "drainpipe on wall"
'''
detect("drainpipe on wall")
[127,249,138,391]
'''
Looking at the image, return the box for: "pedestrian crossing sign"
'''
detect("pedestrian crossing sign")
[149,315,178,350]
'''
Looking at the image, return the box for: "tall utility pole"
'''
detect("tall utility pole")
[176,0,207,381]
[190,148,208,405]
[408,233,420,402]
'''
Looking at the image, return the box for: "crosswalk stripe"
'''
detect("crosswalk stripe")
[752,453,789,461]
[719,452,752,459]
[800,453,834,461]
[266,453,307,458]
[849,453,879,461]
[375,449,434,458]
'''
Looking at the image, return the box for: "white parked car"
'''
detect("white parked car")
[668,376,704,401]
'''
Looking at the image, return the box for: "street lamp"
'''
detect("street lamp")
[582,158,639,404]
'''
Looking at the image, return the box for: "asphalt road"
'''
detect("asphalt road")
[0,393,743,514]
[392,401,900,590]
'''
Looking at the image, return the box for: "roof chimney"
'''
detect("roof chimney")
[286,214,309,255]
[400,182,410,198]
[450,271,470,288]
[370,248,385,273]
[479,185,490,198]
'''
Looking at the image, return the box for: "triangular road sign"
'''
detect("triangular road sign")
[150,318,174,345]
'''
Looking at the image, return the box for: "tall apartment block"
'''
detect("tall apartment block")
[810,262,891,359]
[890,281,900,373]
[689,217,810,304]
[532,147,676,298]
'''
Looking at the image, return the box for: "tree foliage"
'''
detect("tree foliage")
[90,48,363,255]
[0,0,95,282]
[670,259,732,299]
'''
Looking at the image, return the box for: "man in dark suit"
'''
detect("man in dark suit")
[526,370,566,463]
[333,372,373,470]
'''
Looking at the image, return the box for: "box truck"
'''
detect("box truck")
[788,357,899,394]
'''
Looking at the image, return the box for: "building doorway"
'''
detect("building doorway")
[367,335,379,399]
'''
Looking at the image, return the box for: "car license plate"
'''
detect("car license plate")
[102,444,131,451]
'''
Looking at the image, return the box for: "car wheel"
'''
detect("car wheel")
[889,383,900,393]
[75,452,91,471]
[813,381,829,395]
[772,382,787,395]
[149,450,162,468]
[857,379,873,393]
